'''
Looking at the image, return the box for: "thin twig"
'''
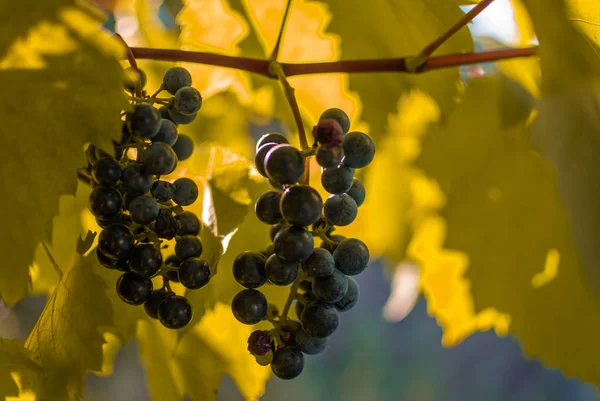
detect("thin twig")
[270,0,294,61]
[418,0,495,60]
[130,46,537,76]
[115,33,142,97]
[269,62,308,150]
[279,277,302,323]
[41,242,63,278]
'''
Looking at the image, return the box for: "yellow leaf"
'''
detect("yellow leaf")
[414,75,600,389]
[25,252,114,401]
[0,339,42,400]
[562,0,600,48]
[0,0,127,304]
[317,0,473,138]
[175,303,271,401]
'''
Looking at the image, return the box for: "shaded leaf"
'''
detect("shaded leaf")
[0,339,42,400]
[25,251,114,401]
[0,0,127,304]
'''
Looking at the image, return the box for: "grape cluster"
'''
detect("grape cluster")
[84,66,209,330]
[232,108,375,379]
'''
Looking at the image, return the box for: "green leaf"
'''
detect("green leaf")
[0,339,42,400]
[413,76,600,388]
[25,250,114,401]
[316,0,474,139]
[0,0,127,304]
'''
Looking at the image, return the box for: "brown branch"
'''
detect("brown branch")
[282,47,538,76]
[418,0,496,59]
[115,34,143,97]
[130,46,537,77]
[270,0,294,61]
[130,47,271,77]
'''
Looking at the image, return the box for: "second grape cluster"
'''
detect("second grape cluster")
[231,108,375,379]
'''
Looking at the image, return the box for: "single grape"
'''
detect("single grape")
[316,144,344,168]
[158,106,171,121]
[122,163,153,194]
[129,243,162,277]
[231,289,268,325]
[124,67,147,91]
[171,134,194,160]
[342,131,376,168]
[144,288,173,319]
[92,157,122,187]
[346,178,366,207]
[233,251,267,289]
[173,178,199,206]
[265,254,299,286]
[254,190,283,224]
[143,142,178,175]
[179,258,211,289]
[320,234,346,253]
[323,194,357,226]
[295,329,328,355]
[158,295,193,329]
[260,243,275,258]
[247,330,272,356]
[274,226,314,263]
[128,195,159,225]
[321,165,355,194]
[265,145,305,185]
[333,238,370,275]
[254,142,277,178]
[152,118,179,146]
[302,248,334,277]
[163,66,193,95]
[153,209,179,239]
[319,108,350,134]
[86,144,98,165]
[301,302,339,338]
[175,211,200,236]
[116,271,153,305]
[270,223,284,242]
[271,347,304,380]
[313,269,348,303]
[335,276,359,312]
[312,118,344,145]
[89,187,122,219]
[280,185,323,227]
[165,254,182,267]
[167,108,197,125]
[98,223,134,260]
[96,247,119,269]
[128,103,162,139]
[173,87,202,115]
[151,180,176,203]
[256,132,289,150]
[175,235,203,260]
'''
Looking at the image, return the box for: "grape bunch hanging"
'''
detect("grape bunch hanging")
[231,108,375,379]
[84,66,209,330]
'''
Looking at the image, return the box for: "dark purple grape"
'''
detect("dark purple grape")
[319,108,350,134]
[265,254,299,286]
[175,235,202,259]
[254,142,277,178]
[231,289,267,325]
[321,165,355,194]
[316,144,344,168]
[333,238,369,276]
[173,178,198,206]
[280,185,323,227]
[89,187,122,219]
[163,67,192,95]
[302,248,334,277]
[173,86,202,115]
[345,178,366,207]
[256,132,289,150]
[255,190,283,224]
[98,223,134,260]
[144,288,173,319]
[128,195,159,225]
[158,295,193,329]
[128,103,161,139]
[342,131,375,168]
[116,271,153,305]
[301,302,339,338]
[178,258,210,289]
[176,211,201,235]
[295,329,327,355]
[122,163,153,194]
[92,157,122,187]
[323,194,357,226]
[153,209,180,239]
[313,269,348,303]
[271,347,304,380]
[274,226,314,263]
[152,119,179,146]
[151,180,176,203]
[129,243,162,277]
[171,134,194,160]
[143,142,177,175]
[265,144,305,185]
[312,118,343,145]
[233,251,267,289]
[335,276,359,312]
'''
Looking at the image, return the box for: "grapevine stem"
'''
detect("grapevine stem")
[270,0,294,61]
[116,33,142,97]
[41,242,63,278]
[279,276,302,323]
[269,62,308,150]
[130,46,537,76]
[77,169,92,186]
[417,0,495,61]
